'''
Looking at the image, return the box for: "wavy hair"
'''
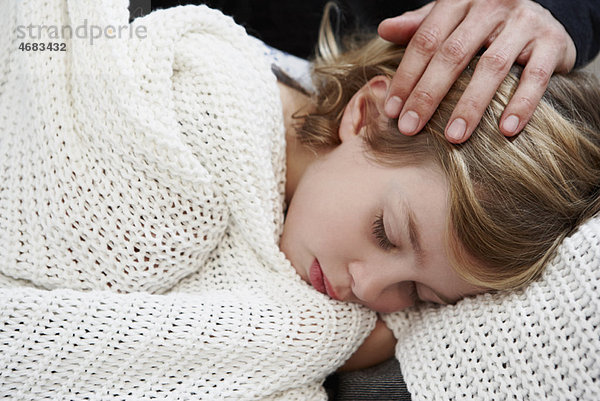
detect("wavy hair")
[296,4,600,290]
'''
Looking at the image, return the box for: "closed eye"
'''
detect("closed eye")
[372,213,395,251]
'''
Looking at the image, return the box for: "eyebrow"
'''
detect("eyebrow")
[396,200,459,305]
[399,199,470,305]
[404,206,457,304]
[403,202,425,268]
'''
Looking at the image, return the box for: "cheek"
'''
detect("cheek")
[286,162,347,228]
[279,166,331,262]
[368,295,416,314]
[282,164,362,254]
[369,282,418,313]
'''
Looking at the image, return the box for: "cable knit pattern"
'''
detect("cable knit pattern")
[384,215,600,400]
[0,1,376,399]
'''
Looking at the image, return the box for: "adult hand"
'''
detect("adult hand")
[378,0,576,143]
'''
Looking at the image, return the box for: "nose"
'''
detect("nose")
[348,259,419,312]
[348,260,389,305]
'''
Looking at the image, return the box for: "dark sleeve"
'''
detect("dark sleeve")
[144,1,600,67]
[534,0,600,67]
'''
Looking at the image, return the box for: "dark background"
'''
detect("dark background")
[141,1,429,58]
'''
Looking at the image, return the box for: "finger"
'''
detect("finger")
[498,2,575,135]
[395,10,501,135]
[377,2,435,45]
[444,29,532,143]
[384,1,468,119]
[499,45,559,136]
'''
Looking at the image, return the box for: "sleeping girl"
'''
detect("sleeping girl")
[285,11,600,303]
[1,1,598,399]
[278,11,600,374]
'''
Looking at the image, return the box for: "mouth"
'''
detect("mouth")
[309,258,340,301]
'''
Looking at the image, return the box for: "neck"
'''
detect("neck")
[277,81,317,205]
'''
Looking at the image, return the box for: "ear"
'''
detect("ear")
[338,76,391,143]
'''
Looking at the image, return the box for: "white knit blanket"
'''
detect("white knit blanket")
[2,1,599,400]
[0,1,376,399]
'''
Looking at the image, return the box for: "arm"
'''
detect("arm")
[379,0,579,143]
[339,317,397,372]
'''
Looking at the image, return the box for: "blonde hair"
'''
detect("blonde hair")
[296,5,600,290]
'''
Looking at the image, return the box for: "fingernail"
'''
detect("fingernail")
[398,110,420,134]
[502,115,520,134]
[384,96,402,118]
[447,118,466,142]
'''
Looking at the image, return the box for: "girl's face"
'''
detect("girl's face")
[279,77,484,313]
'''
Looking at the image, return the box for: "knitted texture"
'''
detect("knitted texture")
[0,1,376,399]
[383,215,600,400]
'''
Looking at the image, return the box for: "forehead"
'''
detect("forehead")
[385,162,448,216]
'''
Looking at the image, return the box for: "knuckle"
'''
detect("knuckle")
[481,0,514,15]
[537,6,556,26]
[545,28,567,46]
[515,4,565,40]
[411,26,442,55]
[515,6,540,26]
[388,81,409,99]
[478,50,511,75]
[514,95,537,112]
[456,96,486,121]
[410,89,436,109]
[525,65,551,86]
[439,37,469,64]
[461,96,484,113]
[389,72,416,97]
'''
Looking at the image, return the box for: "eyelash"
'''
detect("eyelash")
[372,213,395,251]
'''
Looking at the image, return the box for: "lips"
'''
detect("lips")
[309,259,340,300]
